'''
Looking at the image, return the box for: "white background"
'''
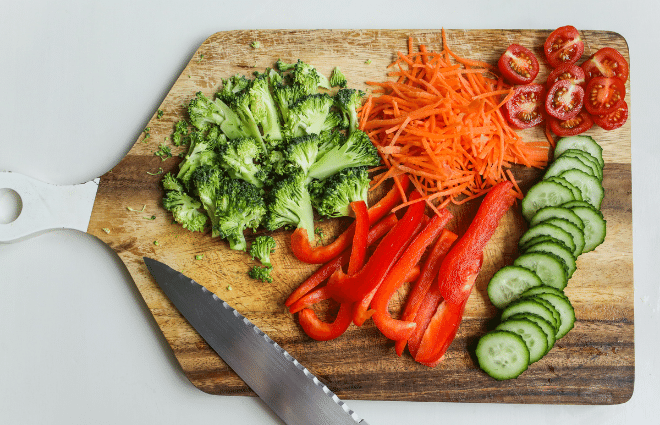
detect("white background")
[1,1,658,424]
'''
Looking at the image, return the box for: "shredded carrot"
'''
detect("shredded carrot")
[360,31,551,211]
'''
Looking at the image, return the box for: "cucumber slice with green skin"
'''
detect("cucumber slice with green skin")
[518,235,573,255]
[541,217,586,257]
[558,169,604,210]
[544,155,600,181]
[514,252,568,290]
[560,200,594,210]
[487,266,543,309]
[518,222,576,255]
[526,296,561,332]
[560,149,603,181]
[525,241,577,279]
[554,135,604,168]
[508,313,556,354]
[522,181,575,222]
[529,206,585,230]
[476,330,530,380]
[532,292,575,339]
[520,285,568,300]
[545,176,584,201]
[501,298,559,333]
[570,206,607,253]
[496,318,548,363]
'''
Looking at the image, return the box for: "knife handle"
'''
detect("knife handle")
[0,172,99,243]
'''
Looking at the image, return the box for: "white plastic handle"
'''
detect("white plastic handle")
[0,171,99,243]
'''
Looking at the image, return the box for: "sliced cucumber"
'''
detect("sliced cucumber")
[501,298,559,332]
[496,318,548,363]
[522,181,575,222]
[532,292,575,339]
[518,222,576,255]
[476,330,530,380]
[560,149,603,181]
[527,296,561,332]
[508,312,556,354]
[553,135,604,168]
[558,169,604,210]
[570,206,607,253]
[514,252,568,290]
[519,234,573,255]
[541,217,586,257]
[525,241,577,279]
[487,266,543,309]
[545,176,584,201]
[520,285,568,300]
[529,206,585,230]
[560,200,594,209]
[544,155,600,181]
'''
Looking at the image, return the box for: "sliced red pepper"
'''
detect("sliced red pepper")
[394,228,458,356]
[326,194,426,304]
[370,209,453,341]
[347,201,369,275]
[290,175,410,264]
[414,298,469,365]
[406,285,443,359]
[298,301,353,341]
[437,181,516,305]
[284,214,398,307]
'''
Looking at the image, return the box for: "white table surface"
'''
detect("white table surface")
[1,1,658,424]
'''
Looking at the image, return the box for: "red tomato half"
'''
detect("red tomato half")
[581,47,629,83]
[548,109,594,137]
[543,25,584,68]
[546,63,586,88]
[584,76,626,115]
[545,80,584,120]
[593,99,628,130]
[503,84,545,129]
[497,44,540,85]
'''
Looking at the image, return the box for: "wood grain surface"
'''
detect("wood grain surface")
[87,29,633,404]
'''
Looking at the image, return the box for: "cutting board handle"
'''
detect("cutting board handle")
[0,172,99,243]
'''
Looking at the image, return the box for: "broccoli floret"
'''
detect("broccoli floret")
[162,190,207,232]
[191,165,225,237]
[284,134,321,175]
[309,166,370,218]
[214,178,267,251]
[317,130,345,158]
[162,172,185,192]
[284,93,336,138]
[217,137,266,189]
[217,74,251,104]
[272,82,307,123]
[176,131,219,188]
[172,120,190,146]
[307,129,380,181]
[187,91,247,139]
[335,88,365,134]
[248,265,273,283]
[248,74,283,142]
[249,235,276,267]
[329,67,347,88]
[263,169,315,242]
[228,90,265,150]
[276,59,331,94]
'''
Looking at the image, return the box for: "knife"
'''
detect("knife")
[143,257,371,425]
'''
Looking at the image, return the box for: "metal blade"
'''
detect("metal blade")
[144,257,369,425]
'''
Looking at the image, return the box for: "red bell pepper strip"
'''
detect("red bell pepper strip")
[437,181,516,305]
[326,194,426,304]
[299,301,354,341]
[370,209,453,341]
[290,175,410,264]
[414,297,469,365]
[347,201,369,275]
[284,213,398,307]
[394,228,458,356]
[406,285,443,359]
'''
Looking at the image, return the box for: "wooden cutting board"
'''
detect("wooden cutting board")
[87,29,633,405]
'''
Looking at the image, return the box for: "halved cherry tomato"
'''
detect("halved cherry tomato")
[584,76,626,115]
[548,109,594,137]
[546,63,586,88]
[502,84,545,129]
[497,43,540,85]
[593,99,628,130]
[543,25,584,68]
[545,79,584,120]
[581,47,629,83]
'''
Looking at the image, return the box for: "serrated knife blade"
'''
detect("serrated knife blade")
[143,257,370,425]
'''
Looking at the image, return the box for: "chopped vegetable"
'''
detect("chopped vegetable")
[249,235,276,267]
[249,265,273,282]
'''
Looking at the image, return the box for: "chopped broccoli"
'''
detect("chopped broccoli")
[284,134,321,175]
[249,265,273,283]
[176,131,218,188]
[162,172,185,192]
[284,93,336,138]
[162,190,207,232]
[214,178,267,251]
[272,82,307,123]
[317,130,345,158]
[329,67,347,88]
[248,74,283,142]
[276,59,330,93]
[154,144,172,161]
[187,91,247,139]
[263,169,315,242]
[307,129,380,181]
[172,120,190,146]
[217,137,266,189]
[251,40,261,49]
[310,166,370,218]
[249,235,276,267]
[216,74,251,104]
[228,90,265,149]
[191,165,225,237]
[334,88,365,134]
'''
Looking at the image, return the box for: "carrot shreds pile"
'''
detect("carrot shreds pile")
[360,30,551,212]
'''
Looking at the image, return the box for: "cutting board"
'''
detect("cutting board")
[87,29,633,405]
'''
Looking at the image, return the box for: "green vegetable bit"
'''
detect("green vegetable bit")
[249,265,273,283]
[250,235,276,268]
[155,144,172,161]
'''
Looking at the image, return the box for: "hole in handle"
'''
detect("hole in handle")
[0,188,23,224]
